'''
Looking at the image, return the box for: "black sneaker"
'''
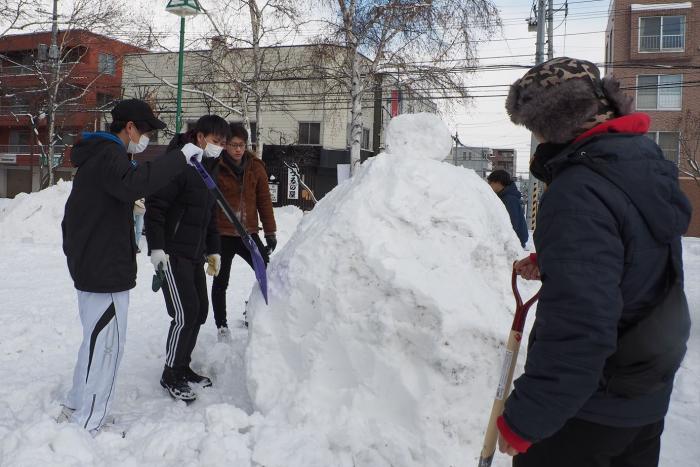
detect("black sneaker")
[160,366,197,402]
[180,366,212,388]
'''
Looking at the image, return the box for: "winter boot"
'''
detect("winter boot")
[56,405,75,424]
[180,366,212,388]
[217,326,232,343]
[160,365,197,402]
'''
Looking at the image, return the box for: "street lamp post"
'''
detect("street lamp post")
[165,0,202,133]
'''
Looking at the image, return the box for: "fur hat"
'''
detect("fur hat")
[505,57,633,143]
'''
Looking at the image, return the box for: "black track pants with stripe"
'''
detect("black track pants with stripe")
[161,255,208,369]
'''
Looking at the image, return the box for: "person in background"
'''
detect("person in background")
[211,123,276,340]
[487,169,528,249]
[60,99,193,435]
[145,115,229,402]
[497,57,691,467]
[133,198,145,253]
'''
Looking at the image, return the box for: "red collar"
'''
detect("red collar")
[573,113,650,143]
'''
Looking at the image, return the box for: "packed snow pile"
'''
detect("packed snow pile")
[0,180,71,244]
[385,112,453,161]
[245,114,524,467]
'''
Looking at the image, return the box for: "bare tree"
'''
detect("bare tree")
[315,0,500,174]
[678,110,700,188]
[0,0,42,37]
[199,0,303,158]
[1,0,138,187]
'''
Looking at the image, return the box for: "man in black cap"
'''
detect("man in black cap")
[60,99,205,435]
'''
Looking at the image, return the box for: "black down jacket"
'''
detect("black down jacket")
[62,132,185,292]
[503,120,692,443]
[144,133,221,260]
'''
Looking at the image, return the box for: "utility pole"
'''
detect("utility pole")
[547,0,554,60]
[535,0,546,66]
[528,0,548,231]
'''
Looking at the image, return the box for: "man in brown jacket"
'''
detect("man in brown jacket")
[212,123,276,339]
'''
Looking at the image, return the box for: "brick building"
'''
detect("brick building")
[606,0,700,236]
[0,30,143,197]
[491,148,516,178]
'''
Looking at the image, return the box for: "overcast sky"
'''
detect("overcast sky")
[444,0,608,176]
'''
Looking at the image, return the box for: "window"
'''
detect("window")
[361,128,370,149]
[636,75,682,110]
[9,130,31,153]
[7,94,30,111]
[647,131,680,163]
[59,130,79,146]
[98,53,116,75]
[298,122,320,145]
[96,92,115,109]
[639,16,685,52]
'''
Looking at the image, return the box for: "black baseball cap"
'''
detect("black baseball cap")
[111,99,167,131]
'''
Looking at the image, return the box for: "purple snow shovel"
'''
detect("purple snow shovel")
[190,157,268,304]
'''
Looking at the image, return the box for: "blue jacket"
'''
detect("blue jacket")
[503,121,691,443]
[498,183,529,248]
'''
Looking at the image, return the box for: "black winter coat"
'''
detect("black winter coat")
[144,134,221,261]
[498,183,529,248]
[503,128,691,442]
[62,132,185,292]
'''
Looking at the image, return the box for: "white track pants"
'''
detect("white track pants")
[66,290,128,431]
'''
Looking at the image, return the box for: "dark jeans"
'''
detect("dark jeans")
[211,234,268,328]
[513,418,664,467]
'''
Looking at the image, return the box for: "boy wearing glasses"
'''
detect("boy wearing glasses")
[211,123,276,340]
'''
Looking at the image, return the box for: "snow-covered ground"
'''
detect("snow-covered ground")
[0,115,697,466]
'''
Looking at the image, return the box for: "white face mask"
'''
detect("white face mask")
[128,134,149,154]
[204,142,224,158]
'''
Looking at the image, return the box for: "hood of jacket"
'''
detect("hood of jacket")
[545,114,691,243]
[499,182,522,202]
[166,131,195,152]
[70,132,125,167]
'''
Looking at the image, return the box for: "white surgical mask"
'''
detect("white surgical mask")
[204,142,224,158]
[128,134,149,154]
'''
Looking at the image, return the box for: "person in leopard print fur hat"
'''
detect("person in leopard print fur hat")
[495,57,692,467]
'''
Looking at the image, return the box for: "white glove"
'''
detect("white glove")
[181,143,203,166]
[206,254,221,276]
[151,249,169,272]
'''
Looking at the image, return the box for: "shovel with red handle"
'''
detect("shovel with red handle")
[477,265,540,467]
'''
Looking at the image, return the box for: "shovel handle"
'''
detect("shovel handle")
[478,265,540,466]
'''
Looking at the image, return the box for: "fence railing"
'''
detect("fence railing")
[0,144,66,155]
[640,34,684,51]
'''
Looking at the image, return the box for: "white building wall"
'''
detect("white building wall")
[122,47,434,153]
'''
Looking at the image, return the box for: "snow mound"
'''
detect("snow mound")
[245,127,524,467]
[385,113,453,161]
[0,180,71,244]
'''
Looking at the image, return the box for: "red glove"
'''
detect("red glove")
[497,415,532,454]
